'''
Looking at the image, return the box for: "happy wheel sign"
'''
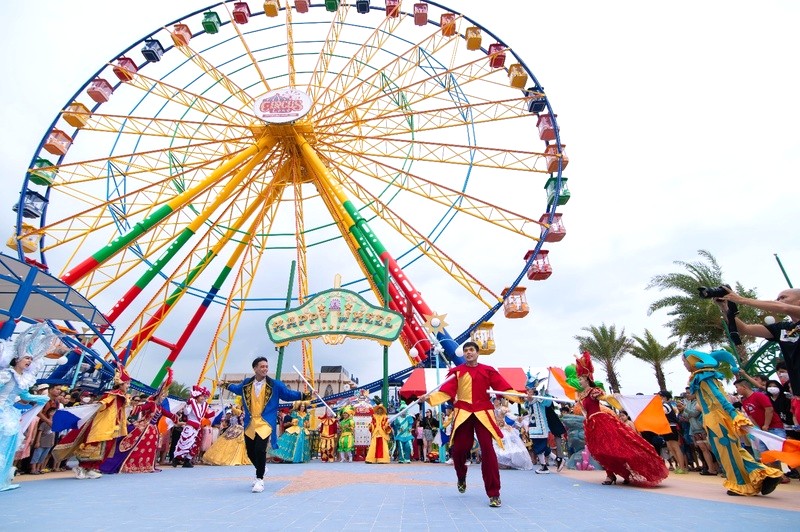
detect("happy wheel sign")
[265,288,404,347]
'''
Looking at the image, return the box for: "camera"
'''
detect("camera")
[697,284,730,299]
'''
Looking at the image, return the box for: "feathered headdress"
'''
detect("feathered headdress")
[575,351,594,382]
[7,323,64,390]
[1,323,62,389]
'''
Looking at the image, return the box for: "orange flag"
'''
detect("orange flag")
[613,394,671,435]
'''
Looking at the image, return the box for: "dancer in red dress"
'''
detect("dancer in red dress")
[100,369,177,473]
[575,352,668,486]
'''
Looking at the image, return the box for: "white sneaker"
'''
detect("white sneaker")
[73,466,87,479]
[252,479,264,493]
[86,469,103,479]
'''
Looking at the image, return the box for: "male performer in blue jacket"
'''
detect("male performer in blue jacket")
[225,356,307,493]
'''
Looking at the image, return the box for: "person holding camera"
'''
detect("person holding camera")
[714,287,800,402]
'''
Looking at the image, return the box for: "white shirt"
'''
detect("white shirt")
[254,377,265,397]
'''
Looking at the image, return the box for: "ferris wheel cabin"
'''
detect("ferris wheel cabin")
[233,2,252,23]
[87,78,113,103]
[524,249,552,281]
[112,56,138,82]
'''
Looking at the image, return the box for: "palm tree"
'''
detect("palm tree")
[646,249,760,350]
[574,324,630,393]
[629,329,684,393]
[168,381,190,399]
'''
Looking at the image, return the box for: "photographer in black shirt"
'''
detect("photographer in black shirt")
[716,288,800,399]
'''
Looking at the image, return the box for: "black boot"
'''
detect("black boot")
[181,458,194,468]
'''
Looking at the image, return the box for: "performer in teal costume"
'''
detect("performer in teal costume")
[391,404,414,463]
[683,349,782,497]
[272,401,311,463]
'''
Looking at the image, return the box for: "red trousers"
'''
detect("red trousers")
[449,413,501,497]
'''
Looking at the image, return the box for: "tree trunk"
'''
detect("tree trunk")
[654,363,667,393]
[603,360,622,394]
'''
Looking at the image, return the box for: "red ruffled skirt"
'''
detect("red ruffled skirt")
[584,412,668,486]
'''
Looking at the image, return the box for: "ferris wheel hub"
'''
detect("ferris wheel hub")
[253,88,313,124]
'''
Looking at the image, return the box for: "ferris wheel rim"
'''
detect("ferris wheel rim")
[14,1,569,375]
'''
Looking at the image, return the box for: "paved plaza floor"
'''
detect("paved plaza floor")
[7,461,799,531]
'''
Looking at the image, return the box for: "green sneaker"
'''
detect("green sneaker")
[488,496,502,507]
[457,478,466,493]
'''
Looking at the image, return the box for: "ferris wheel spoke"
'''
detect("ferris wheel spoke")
[217,2,272,93]
[290,166,317,385]
[69,153,277,303]
[291,166,309,305]
[317,95,536,142]
[45,137,252,196]
[65,111,251,143]
[321,147,544,240]
[314,38,502,130]
[103,156,280,328]
[60,137,276,286]
[197,197,284,386]
[115,176,287,362]
[283,0,297,88]
[305,3,352,106]
[306,7,405,113]
[309,17,464,122]
[44,140,280,266]
[171,41,257,110]
[331,168,498,308]
[121,68,254,127]
[322,133,548,172]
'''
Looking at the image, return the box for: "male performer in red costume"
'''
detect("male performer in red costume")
[422,341,518,507]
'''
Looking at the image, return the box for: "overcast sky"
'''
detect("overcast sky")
[1,1,797,395]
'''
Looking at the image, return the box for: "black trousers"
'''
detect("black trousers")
[245,433,269,479]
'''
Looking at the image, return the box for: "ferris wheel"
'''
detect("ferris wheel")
[10,0,570,390]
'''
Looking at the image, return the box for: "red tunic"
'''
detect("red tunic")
[428,363,516,446]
